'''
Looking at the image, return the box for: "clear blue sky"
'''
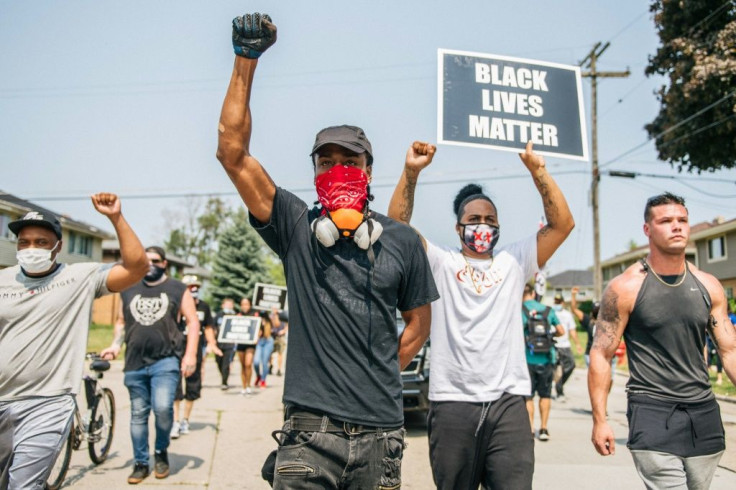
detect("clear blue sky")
[2,1,735,277]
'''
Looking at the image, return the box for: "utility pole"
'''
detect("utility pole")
[580,42,630,301]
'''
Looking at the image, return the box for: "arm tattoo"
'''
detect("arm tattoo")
[534,172,559,227]
[400,175,417,223]
[592,292,620,352]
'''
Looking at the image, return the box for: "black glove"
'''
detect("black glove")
[232,13,277,59]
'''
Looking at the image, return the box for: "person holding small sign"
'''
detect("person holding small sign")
[388,140,574,489]
[217,12,438,488]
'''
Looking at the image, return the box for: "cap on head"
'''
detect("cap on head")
[554,293,564,303]
[9,211,62,239]
[311,125,373,163]
[181,274,201,287]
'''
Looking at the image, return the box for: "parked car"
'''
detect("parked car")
[397,317,430,414]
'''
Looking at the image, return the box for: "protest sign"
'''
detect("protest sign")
[438,49,588,161]
[217,315,261,345]
[252,283,288,312]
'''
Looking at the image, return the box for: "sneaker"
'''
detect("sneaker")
[538,428,550,441]
[127,462,150,484]
[241,387,252,395]
[179,419,190,435]
[220,384,229,390]
[277,370,282,376]
[259,380,267,388]
[170,421,180,440]
[154,450,170,479]
[557,395,567,403]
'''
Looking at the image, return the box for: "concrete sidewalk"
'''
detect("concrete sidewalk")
[58,358,736,489]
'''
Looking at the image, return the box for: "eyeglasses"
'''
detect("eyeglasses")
[150,259,163,264]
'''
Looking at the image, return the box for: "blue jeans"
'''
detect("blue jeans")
[254,337,274,382]
[124,356,180,464]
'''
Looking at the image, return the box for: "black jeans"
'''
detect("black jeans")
[428,392,534,490]
[555,347,576,396]
[215,343,235,385]
[268,410,405,489]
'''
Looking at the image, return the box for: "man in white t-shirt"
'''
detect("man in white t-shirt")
[388,141,574,489]
[551,293,581,401]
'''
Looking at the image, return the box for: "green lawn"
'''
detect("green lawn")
[87,323,115,355]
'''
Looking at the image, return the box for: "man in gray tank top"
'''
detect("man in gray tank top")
[588,192,736,489]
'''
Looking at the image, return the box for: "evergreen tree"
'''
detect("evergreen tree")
[646,0,736,172]
[209,208,271,309]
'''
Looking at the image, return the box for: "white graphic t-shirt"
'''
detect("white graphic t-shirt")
[426,234,538,402]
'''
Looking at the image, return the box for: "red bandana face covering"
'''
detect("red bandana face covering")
[315,165,369,213]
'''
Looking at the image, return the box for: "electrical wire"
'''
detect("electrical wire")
[600,90,736,169]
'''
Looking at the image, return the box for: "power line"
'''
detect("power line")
[687,0,734,36]
[600,90,736,168]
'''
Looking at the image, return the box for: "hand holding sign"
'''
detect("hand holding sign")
[404,141,437,174]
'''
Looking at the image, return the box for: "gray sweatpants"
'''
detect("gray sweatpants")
[0,395,75,490]
[631,450,724,490]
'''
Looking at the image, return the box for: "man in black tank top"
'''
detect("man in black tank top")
[588,192,736,489]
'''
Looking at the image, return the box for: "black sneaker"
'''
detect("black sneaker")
[539,428,550,441]
[154,450,170,479]
[127,462,150,484]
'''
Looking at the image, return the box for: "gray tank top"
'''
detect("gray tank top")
[625,262,713,402]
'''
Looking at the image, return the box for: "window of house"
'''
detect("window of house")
[68,231,93,257]
[0,213,14,240]
[707,236,726,262]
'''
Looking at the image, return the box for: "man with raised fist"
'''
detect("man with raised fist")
[0,194,148,489]
[216,12,439,489]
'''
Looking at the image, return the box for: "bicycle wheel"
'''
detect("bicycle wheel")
[46,421,73,490]
[88,388,115,464]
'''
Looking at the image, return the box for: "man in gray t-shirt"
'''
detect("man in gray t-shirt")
[0,194,148,489]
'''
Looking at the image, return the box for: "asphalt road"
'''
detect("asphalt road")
[56,357,736,489]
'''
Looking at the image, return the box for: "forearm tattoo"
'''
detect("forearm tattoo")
[400,175,417,223]
[592,292,620,352]
[534,172,559,227]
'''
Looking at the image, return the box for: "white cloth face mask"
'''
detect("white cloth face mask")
[17,241,60,274]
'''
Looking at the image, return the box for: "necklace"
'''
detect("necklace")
[462,254,494,294]
[644,260,687,288]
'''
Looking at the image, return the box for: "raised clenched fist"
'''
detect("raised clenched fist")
[232,13,277,59]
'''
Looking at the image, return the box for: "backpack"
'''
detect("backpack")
[523,305,554,354]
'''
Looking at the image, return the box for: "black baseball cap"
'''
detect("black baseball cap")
[310,125,373,160]
[9,211,62,239]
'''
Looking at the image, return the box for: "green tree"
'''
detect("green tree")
[209,208,272,308]
[646,0,736,172]
[163,197,231,267]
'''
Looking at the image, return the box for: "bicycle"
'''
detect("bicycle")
[45,353,116,490]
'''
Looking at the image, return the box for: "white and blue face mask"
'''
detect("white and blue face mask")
[17,241,60,274]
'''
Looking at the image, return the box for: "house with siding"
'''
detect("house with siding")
[544,269,594,303]
[600,220,719,290]
[690,216,736,300]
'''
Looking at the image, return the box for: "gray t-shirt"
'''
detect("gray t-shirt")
[0,262,112,401]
